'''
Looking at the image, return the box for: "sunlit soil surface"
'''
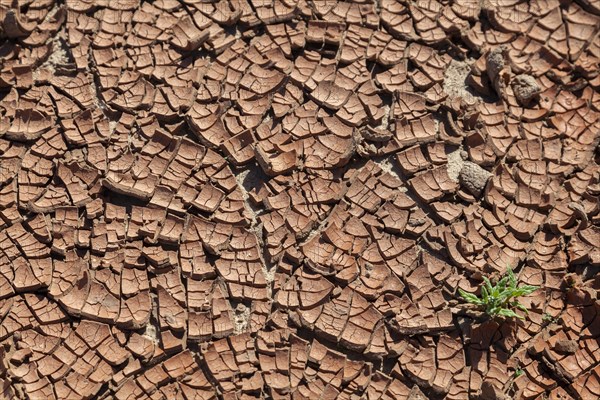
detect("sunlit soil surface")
[0,0,599,399]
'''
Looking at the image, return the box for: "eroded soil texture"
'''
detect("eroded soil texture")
[0,0,599,399]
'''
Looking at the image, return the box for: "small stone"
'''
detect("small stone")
[486,46,508,83]
[511,74,541,107]
[459,161,492,196]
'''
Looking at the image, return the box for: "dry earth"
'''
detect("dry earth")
[0,0,599,399]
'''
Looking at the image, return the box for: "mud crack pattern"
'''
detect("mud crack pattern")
[0,0,599,399]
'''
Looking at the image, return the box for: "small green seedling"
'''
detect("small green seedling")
[542,312,553,323]
[459,267,539,320]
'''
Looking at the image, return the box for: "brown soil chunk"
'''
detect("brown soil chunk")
[0,1,598,399]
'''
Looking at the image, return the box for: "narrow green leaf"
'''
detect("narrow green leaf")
[487,305,496,315]
[507,267,516,287]
[483,277,493,291]
[497,276,508,292]
[481,285,489,303]
[515,302,529,314]
[497,308,522,319]
[511,286,539,297]
[459,289,483,305]
[520,285,539,294]
[514,368,524,377]
[496,291,512,305]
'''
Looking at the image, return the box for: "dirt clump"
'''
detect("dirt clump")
[511,74,541,107]
[459,161,492,196]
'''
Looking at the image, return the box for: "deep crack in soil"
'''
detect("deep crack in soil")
[0,0,599,399]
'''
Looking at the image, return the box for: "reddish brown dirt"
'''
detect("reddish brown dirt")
[0,1,599,399]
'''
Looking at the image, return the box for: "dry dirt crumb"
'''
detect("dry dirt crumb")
[512,74,541,106]
[446,148,465,182]
[233,303,250,334]
[142,321,159,345]
[459,161,492,196]
[486,46,507,81]
[443,59,479,102]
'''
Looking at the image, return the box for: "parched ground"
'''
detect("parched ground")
[0,0,599,399]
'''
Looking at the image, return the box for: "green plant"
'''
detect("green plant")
[459,267,539,320]
[514,367,524,378]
